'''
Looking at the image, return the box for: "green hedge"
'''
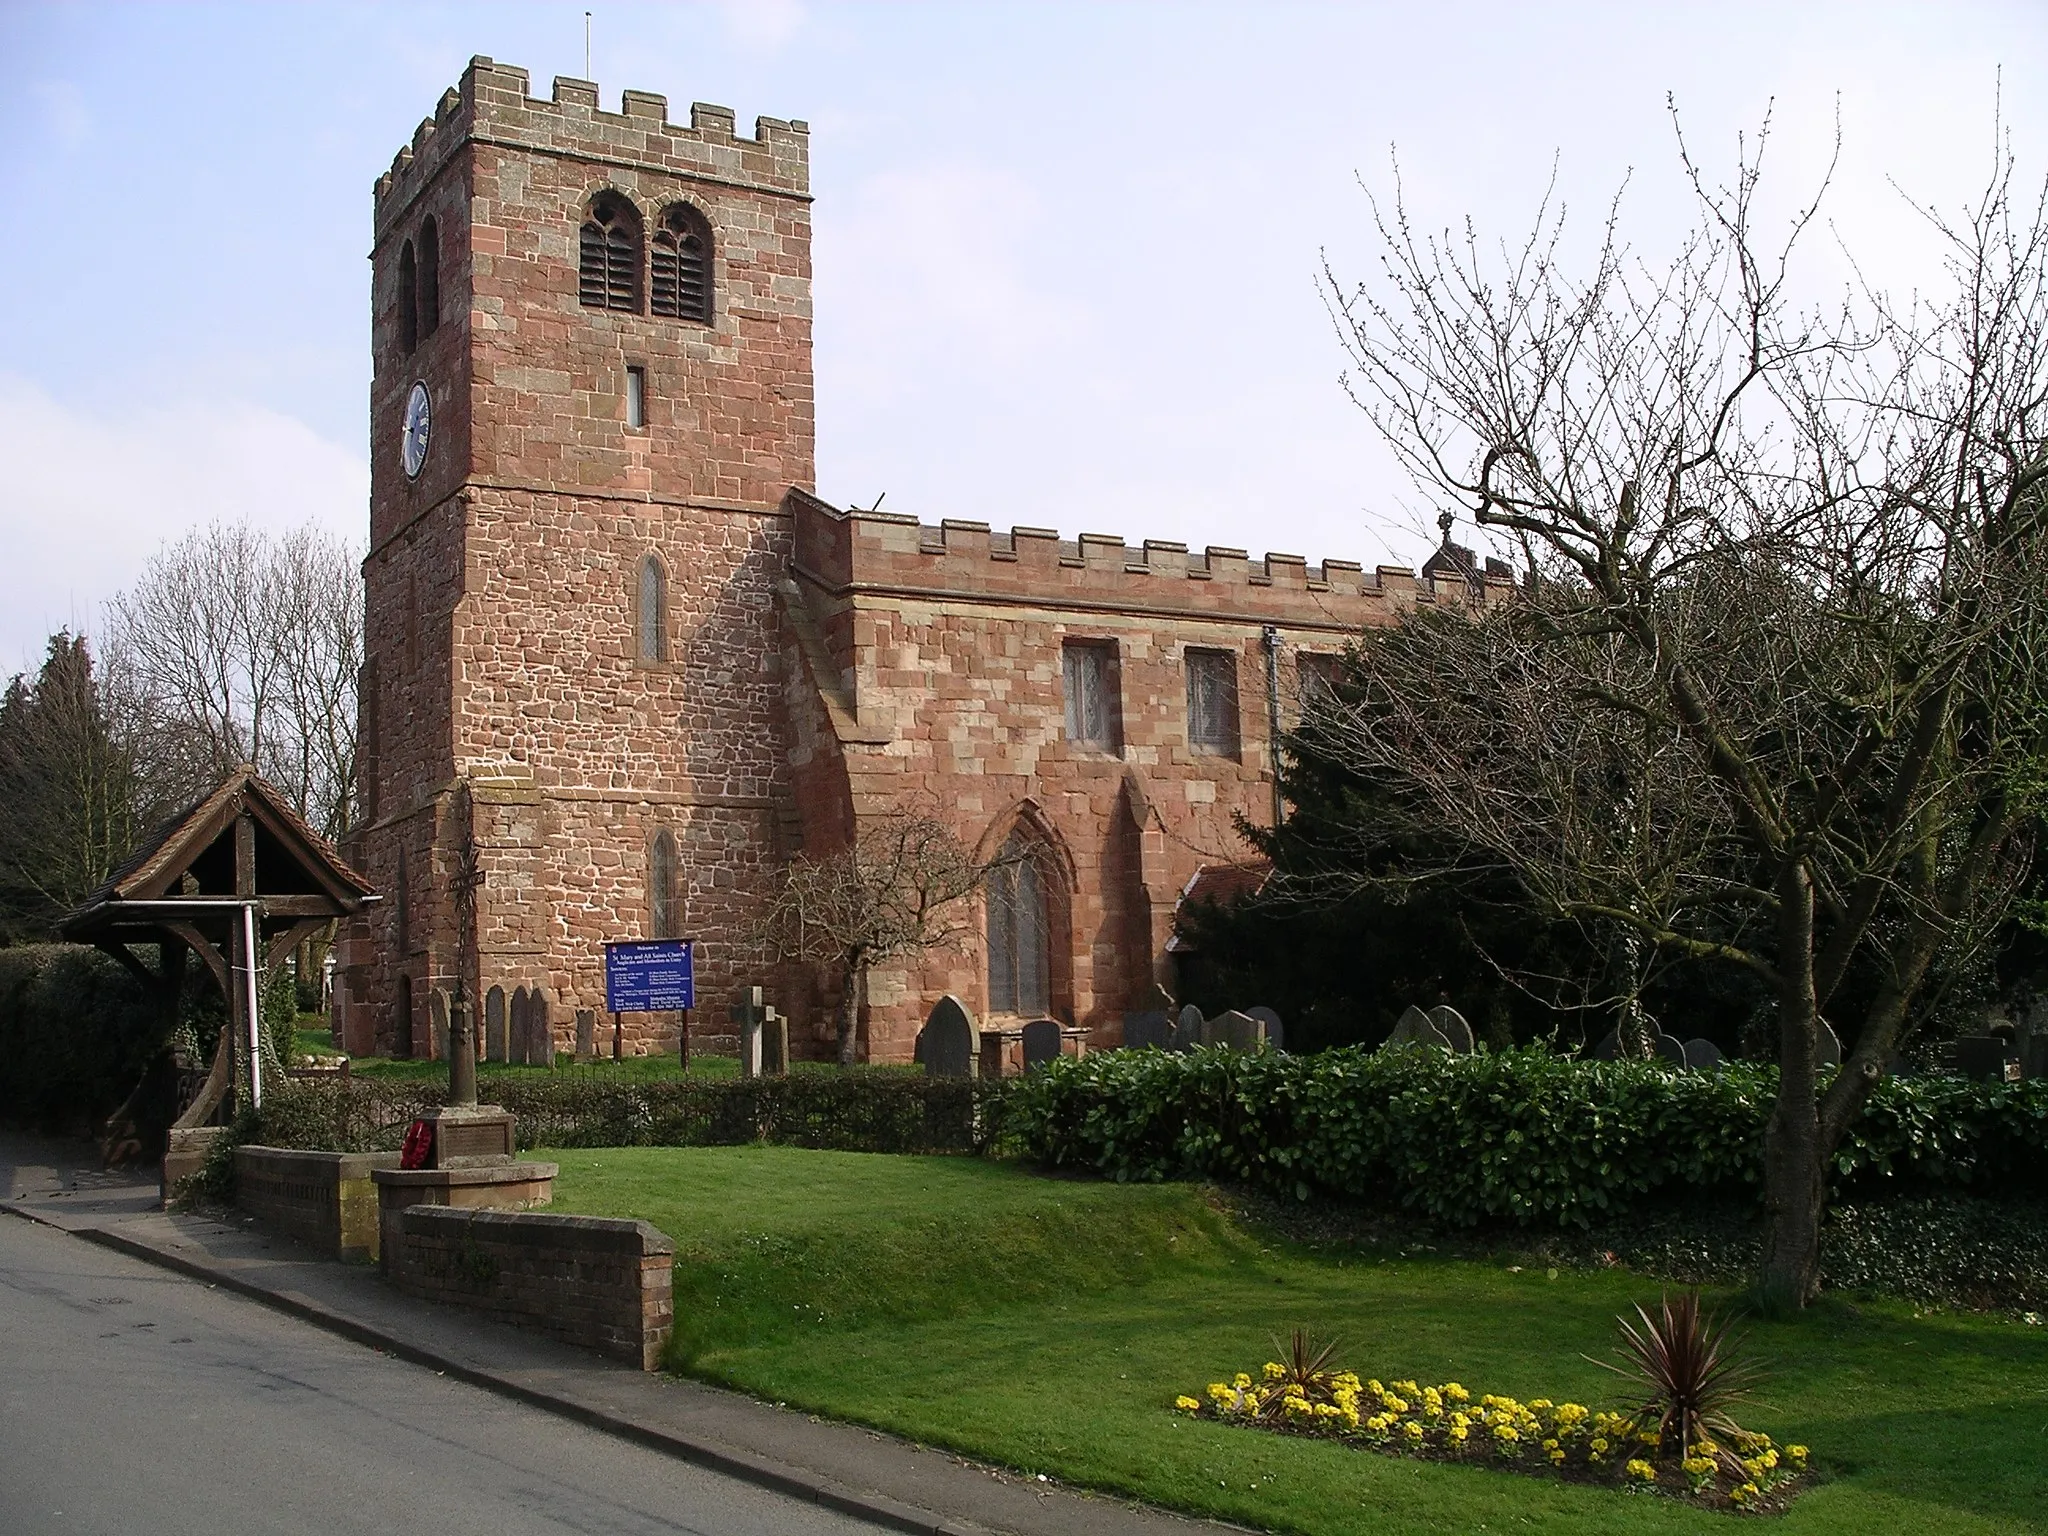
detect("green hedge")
[1007,1046,2048,1227]
[0,944,162,1132]
[252,1069,1008,1158]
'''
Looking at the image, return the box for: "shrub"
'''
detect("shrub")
[0,944,163,1132]
[1008,1046,2048,1227]
[248,1069,1009,1158]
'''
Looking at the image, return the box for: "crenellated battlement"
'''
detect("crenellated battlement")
[374,56,809,237]
[787,490,1511,632]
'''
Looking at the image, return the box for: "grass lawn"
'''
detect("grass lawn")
[543,1146,2048,1536]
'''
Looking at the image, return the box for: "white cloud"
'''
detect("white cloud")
[0,375,366,676]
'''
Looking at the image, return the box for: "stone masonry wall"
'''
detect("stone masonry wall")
[386,1204,675,1370]
[342,57,815,1059]
[788,493,1512,1060]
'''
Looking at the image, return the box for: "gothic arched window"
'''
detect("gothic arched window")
[417,215,441,340]
[579,193,642,313]
[397,239,419,354]
[650,203,713,322]
[650,829,680,938]
[987,832,1049,1017]
[637,555,667,662]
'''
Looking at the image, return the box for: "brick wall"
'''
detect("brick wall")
[385,1204,674,1370]
[235,1146,400,1261]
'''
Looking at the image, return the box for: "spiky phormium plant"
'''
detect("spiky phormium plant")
[1252,1329,1344,1417]
[1594,1290,1763,1460]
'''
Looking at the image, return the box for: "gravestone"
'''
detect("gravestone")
[1385,1005,1450,1050]
[1246,1006,1284,1052]
[507,988,528,1066]
[730,987,779,1079]
[1681,1037,1725,1070]
[1021,1019,1063,1069]
[1212,1010,1266,1052]
[574,1008,597,1063]
[485,986,507,1062]
[920,995,978,1079]
[517,988,539,1066]
[1123,1011,1173,1051]
[1653,1033,1687,1064]
[1174,1004,1206,1052]
[763,1012,790,1075]
[1816,1020,1843,1070]
[1954,1035,2020,1084]
[1426,1005,1474,1054]
[429,989,451,1063]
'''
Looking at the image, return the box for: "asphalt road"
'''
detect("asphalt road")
[0,1214,890,1536]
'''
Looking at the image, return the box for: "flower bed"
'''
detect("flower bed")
[1174,1351,1807,1512]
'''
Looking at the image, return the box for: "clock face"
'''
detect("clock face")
[401,381,432,480]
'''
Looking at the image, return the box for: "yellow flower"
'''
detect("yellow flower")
[1731,1481,1761,1505]
[1448,1424,1469,1443]
[1786,1445,1810,1467]
[1443,1382,1470,1403]
[1625,1459,1657,1484]
[1174,1396,1202,1413]
[1263,1362,1287,1381]
[1589,1437,1610,1459]
[1403,1420,1425,1441]
[1233,1373,1253,1391]
[1493,1424,1519,1443]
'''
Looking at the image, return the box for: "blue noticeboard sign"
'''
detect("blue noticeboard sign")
[604,940,695,1012]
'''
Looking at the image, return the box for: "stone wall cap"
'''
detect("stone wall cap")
[399,1202,674,1255]
[372,1161,559,1187]
[238,1145,403,1177]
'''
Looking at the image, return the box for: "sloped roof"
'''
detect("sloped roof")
[1166,861,1272,952]
[62,766,375,940]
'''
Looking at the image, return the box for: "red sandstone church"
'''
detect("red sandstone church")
[332,58,1510,1064]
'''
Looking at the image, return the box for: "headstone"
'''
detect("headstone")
[764,1013,789,1075]
[1427,1005,1474,1054]
[1213,1010,1266,1052]
[1385,1004,1450,1050]
[1123,1011,1173,1051]
[1021,1019,1063,1069]
[1246,1006,1284,1052]
[510,987,532,1066]
[1653,1033,1687,1064]
[1682,1037,1725,1070]
[1954,1035,2019,1084]
[1816,1020,1842,1070]
[1174,1004,1206,1051]
[531,990,552,1067]
[920,994,978,1079]
[574,1008,597,1063]
[485,986,507,1062]
[730,987,778,1079]
[429,988,451,1063]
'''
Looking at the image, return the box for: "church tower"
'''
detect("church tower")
[337,58,814,1057]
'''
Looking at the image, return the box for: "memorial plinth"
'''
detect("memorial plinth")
[371,1100,555,1273]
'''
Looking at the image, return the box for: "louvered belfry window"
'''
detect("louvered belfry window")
[579,194,642,312]
[651,204,713,322]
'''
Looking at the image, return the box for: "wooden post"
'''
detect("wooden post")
[612,1011,622,1061]
[679,1007,691,1071]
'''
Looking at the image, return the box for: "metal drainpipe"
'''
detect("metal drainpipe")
[1262,625,1284,830]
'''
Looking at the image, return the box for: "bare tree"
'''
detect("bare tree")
[104,520,362,840]
[1317,107,2048,1305]
[759,815,1012,1066]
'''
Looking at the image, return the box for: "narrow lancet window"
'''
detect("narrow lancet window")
[650,203,714,322]
[579,194,642,313]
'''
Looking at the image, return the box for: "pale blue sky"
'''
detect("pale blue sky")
[3,1,2044,671]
